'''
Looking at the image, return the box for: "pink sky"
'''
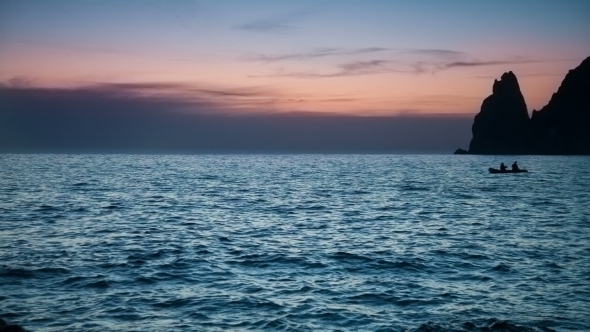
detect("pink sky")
[1,1,589,117]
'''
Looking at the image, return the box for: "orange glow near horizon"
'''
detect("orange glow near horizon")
[0,42,585,117]
[2,1,590,118]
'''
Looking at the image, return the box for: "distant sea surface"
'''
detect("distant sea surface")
[1,154,589,332]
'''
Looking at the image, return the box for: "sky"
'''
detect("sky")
[1,0,589,152]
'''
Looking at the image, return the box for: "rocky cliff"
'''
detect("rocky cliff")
[468,71,531,154]
[459,56,590,155]
[530,56,590,154]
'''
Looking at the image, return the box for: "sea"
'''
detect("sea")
[0,154,589,332]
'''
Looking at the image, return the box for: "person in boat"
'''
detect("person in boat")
[512,161,519,171]
[500,163,507,171]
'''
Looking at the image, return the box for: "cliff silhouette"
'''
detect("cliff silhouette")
[456,56,590,155]
[530,56,590,154]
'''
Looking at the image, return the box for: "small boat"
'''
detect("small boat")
[489,168,528,174]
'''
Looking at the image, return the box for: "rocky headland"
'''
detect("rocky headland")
[456,56,590,155]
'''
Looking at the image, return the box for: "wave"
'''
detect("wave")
[227,253,327,269]
[329,251,429,272]
[0,317,561,332]
[0,267,34,279]
[35,204,62,212]
[400,185,430,191]
[411,319,557,332]
[490,263,512,273]
[1,154,588,331]
[0,266,70,279]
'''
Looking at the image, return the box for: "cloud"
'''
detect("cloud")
[0,84,474,153]
[411,58,543,74]
[243,47,389,63]
[444,60,531,69]
[0,80,477,152]
[0,79,377,118]
[339,60,388,72]
[6,76,35,88]
[390,94,482,108]
[249,59,416,78]
[233,10,313,33]
[0,81,288,119]
[400,48,466,58]
[244,48,465,63]
[245,46,546,78]
[249,55,545,79]
[93,82,275,99]
[292,59,392,78]
[473,73,562,79]
[317,98,358,103]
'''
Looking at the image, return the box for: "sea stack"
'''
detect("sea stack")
[530,56,590,154]
[468,71,531,154]
[457,56,590,155]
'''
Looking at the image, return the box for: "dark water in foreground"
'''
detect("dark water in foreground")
[1,154,589,331]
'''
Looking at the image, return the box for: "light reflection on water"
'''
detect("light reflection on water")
[0,154,589,331]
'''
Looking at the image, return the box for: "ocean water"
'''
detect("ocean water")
[0,154,589,332]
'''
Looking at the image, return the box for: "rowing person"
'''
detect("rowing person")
[512,161,519,171]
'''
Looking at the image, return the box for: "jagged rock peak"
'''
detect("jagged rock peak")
[492,71,520,95]
[467,70,531,154]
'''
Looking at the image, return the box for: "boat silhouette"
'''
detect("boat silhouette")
[488,168,528,174]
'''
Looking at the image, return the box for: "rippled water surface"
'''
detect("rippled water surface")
[1,154,589,331]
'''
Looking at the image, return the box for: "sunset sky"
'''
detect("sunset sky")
[1,0,590,151]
